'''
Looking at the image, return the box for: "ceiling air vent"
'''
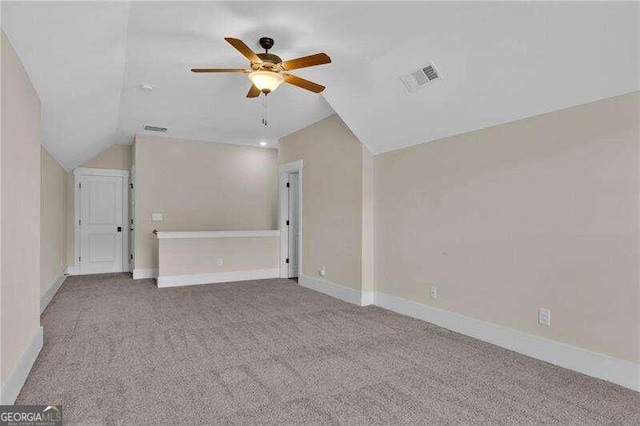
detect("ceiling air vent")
[400,62,442,93]
[143,125,168,133]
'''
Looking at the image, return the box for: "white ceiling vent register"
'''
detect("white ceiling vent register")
[400,62,442,93]
[143,125,168,133]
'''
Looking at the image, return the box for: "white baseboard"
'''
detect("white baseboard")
[361,290,375,306]
[40,268,68,314]
[66,265,79,276]
[0,326,43,405]
[132,268,158,280]
[299,275,373,306]
[157,268,280,288]
[374,291,640,392]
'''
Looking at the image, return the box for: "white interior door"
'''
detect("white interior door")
[288,172,300,278]
[79,175,124,274]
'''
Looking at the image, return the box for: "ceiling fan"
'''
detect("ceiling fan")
[191,37,331,98]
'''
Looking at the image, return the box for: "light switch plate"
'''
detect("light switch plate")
[152,213,163,221]
[538,308,551,326]
[429,286,438,299]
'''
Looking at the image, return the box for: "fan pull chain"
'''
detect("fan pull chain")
[262,94,268,127]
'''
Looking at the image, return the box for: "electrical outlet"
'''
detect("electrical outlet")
[216,258,224,267]
[319,266,326,277]
[152,213,163,221]
[429,286,438,299]
[538,308,551,326]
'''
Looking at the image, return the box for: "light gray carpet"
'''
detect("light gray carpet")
[17,273,640,424]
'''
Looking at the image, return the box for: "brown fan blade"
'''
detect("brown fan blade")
[283,73,325,93]
[191,68,249,73]
[280,53,331,71]
[225,37,262,64]
[247,85,261,98]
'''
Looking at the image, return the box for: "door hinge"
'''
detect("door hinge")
[79,219,81,226]
[286,182,290,188]
[286,220,290,226]
[78,183,82,189]
[130,254,133,260]
[130,183,133,189]
[78,256,81,262]
[285,258,289,264]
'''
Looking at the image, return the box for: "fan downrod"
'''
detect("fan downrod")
[259,37,275,53]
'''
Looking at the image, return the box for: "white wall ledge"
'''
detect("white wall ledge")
[155,230,280,239]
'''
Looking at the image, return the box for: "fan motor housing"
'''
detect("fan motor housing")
[253,53,283,71]
[257,52,282,64]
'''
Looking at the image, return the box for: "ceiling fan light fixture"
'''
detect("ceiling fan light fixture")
[248,70,284,94]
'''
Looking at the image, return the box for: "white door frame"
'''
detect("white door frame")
[129,163,135,272]
[279,160,303,278]
[73,167,130,275]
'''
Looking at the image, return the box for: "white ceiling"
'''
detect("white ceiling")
[1,1,131,169]
[2,2,639,169]
[321,1,640,154]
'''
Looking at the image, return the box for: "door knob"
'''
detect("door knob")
[117,226,122,232]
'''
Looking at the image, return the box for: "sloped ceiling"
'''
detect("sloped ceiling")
[320,1,640,154]
[1,1,131,169]
[2,2,639,170]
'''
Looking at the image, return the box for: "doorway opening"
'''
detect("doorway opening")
[279,160,303,279]
[73,168,130,275]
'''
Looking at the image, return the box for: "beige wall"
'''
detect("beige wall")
[279,114,373,290]
[375,92,640,363]
[66,144,132,266]
[80,144,131,170]
[158,237,279,277]
[1,32,41,384]
[134,135,278,270]
[40,147,67,293]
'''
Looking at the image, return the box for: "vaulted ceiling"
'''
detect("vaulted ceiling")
[2,1,639,170]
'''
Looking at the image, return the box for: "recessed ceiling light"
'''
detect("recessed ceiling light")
[259,141,267,146]
[139,84,154,92]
